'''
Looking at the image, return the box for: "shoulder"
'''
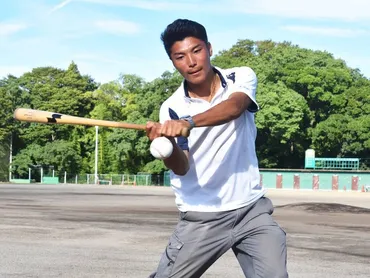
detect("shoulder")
[159,83,185,122]
[160,84,184,111]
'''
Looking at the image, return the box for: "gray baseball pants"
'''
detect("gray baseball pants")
[148,197,288,278]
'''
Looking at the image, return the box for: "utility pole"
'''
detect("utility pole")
[9,133,12,181]
[94,126,99,184]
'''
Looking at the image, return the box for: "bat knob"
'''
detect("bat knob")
[181,127,190,137]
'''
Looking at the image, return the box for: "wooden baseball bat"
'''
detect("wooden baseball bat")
[13,108,190,137]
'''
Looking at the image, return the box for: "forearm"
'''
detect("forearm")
[192,93,252,127]
[164,137,189,176]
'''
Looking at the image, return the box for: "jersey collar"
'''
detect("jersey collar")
[183,67,227,98]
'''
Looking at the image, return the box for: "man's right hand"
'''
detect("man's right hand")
[146,121,190,176]
[146,121,162,141]
[146,120,191,141]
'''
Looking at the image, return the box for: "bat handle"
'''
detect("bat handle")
[181,127,190,138]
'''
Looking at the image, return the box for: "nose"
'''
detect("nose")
[186,54,197,68]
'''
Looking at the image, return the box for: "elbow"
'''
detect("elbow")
[228,99,245,120]
[173,163,190,176]
[227,94,250,120]
[231,109,243,120]
[228,106,244,121]
[174,170,186,176]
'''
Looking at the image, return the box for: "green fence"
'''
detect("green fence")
[10,169,369,191]
[164,171,171,187]
[260,169,370,190]
[10,179,31,184]
[136,174,152,186]
[42,177,59,184]
[305,157,360,170]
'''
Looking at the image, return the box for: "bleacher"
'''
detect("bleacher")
[304,149,360,170]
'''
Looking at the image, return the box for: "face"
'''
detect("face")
[170,37,213,85]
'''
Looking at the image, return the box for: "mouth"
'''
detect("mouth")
[188,69,202,75]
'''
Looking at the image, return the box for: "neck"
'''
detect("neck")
[187,70,219,100]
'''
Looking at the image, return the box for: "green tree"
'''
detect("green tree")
[16,63,98,145]
[11,141,82,178]
[10,63,99,178]
[4,38,370,180]
[214,39,369,168]
[255,82,310,168]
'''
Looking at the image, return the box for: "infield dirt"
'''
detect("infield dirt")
[0,184,369,277]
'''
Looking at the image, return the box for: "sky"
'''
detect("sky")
[0,0,370,84]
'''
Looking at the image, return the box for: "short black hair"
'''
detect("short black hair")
[160,19,208,57]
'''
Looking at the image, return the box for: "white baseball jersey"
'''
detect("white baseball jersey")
[159,66,266,212]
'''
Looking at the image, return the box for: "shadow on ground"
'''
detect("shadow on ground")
[275,202,370,214]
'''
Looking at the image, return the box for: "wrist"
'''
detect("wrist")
[181,116,196,130]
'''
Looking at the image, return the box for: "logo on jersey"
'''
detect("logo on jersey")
[226,72,236,83]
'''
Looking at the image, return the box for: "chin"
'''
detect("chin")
[186,73,206,85]
[187,78,204,85]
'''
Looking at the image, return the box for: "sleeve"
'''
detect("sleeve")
[229,67,259,113]
[159,102,171,124]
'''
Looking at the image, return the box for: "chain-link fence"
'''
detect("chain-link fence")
[53,171,172,186]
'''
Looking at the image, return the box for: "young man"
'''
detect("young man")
[146,19,288,278]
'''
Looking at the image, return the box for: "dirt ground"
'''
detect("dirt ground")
[0,183,369,278]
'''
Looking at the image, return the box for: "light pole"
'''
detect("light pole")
[94,126,99,184]
[9,133,12,181]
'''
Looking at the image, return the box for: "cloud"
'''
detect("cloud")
[94,20,141,35]
[71,51,173,82]
[79,0,370,21]
[0,23,27,36]
[49,0,73,14]
[344,56,370,76]
[73,53,127,66]
[79,0,200,11]
[282,26,368,38]
[0,65,32,78]
[233,0,370,21]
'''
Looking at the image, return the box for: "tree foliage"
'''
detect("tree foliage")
[1,40,369,181]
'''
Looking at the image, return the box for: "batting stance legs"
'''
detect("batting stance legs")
[149,197,288,278]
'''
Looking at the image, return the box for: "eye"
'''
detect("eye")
[194,48,201,53]
[175,56,184,60]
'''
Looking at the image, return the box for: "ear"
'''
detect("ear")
[207,42,213,56]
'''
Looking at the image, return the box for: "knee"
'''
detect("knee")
[262,230,288,277]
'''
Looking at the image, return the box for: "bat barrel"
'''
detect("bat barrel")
[14,108,146,129]
[14,108,190,137]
